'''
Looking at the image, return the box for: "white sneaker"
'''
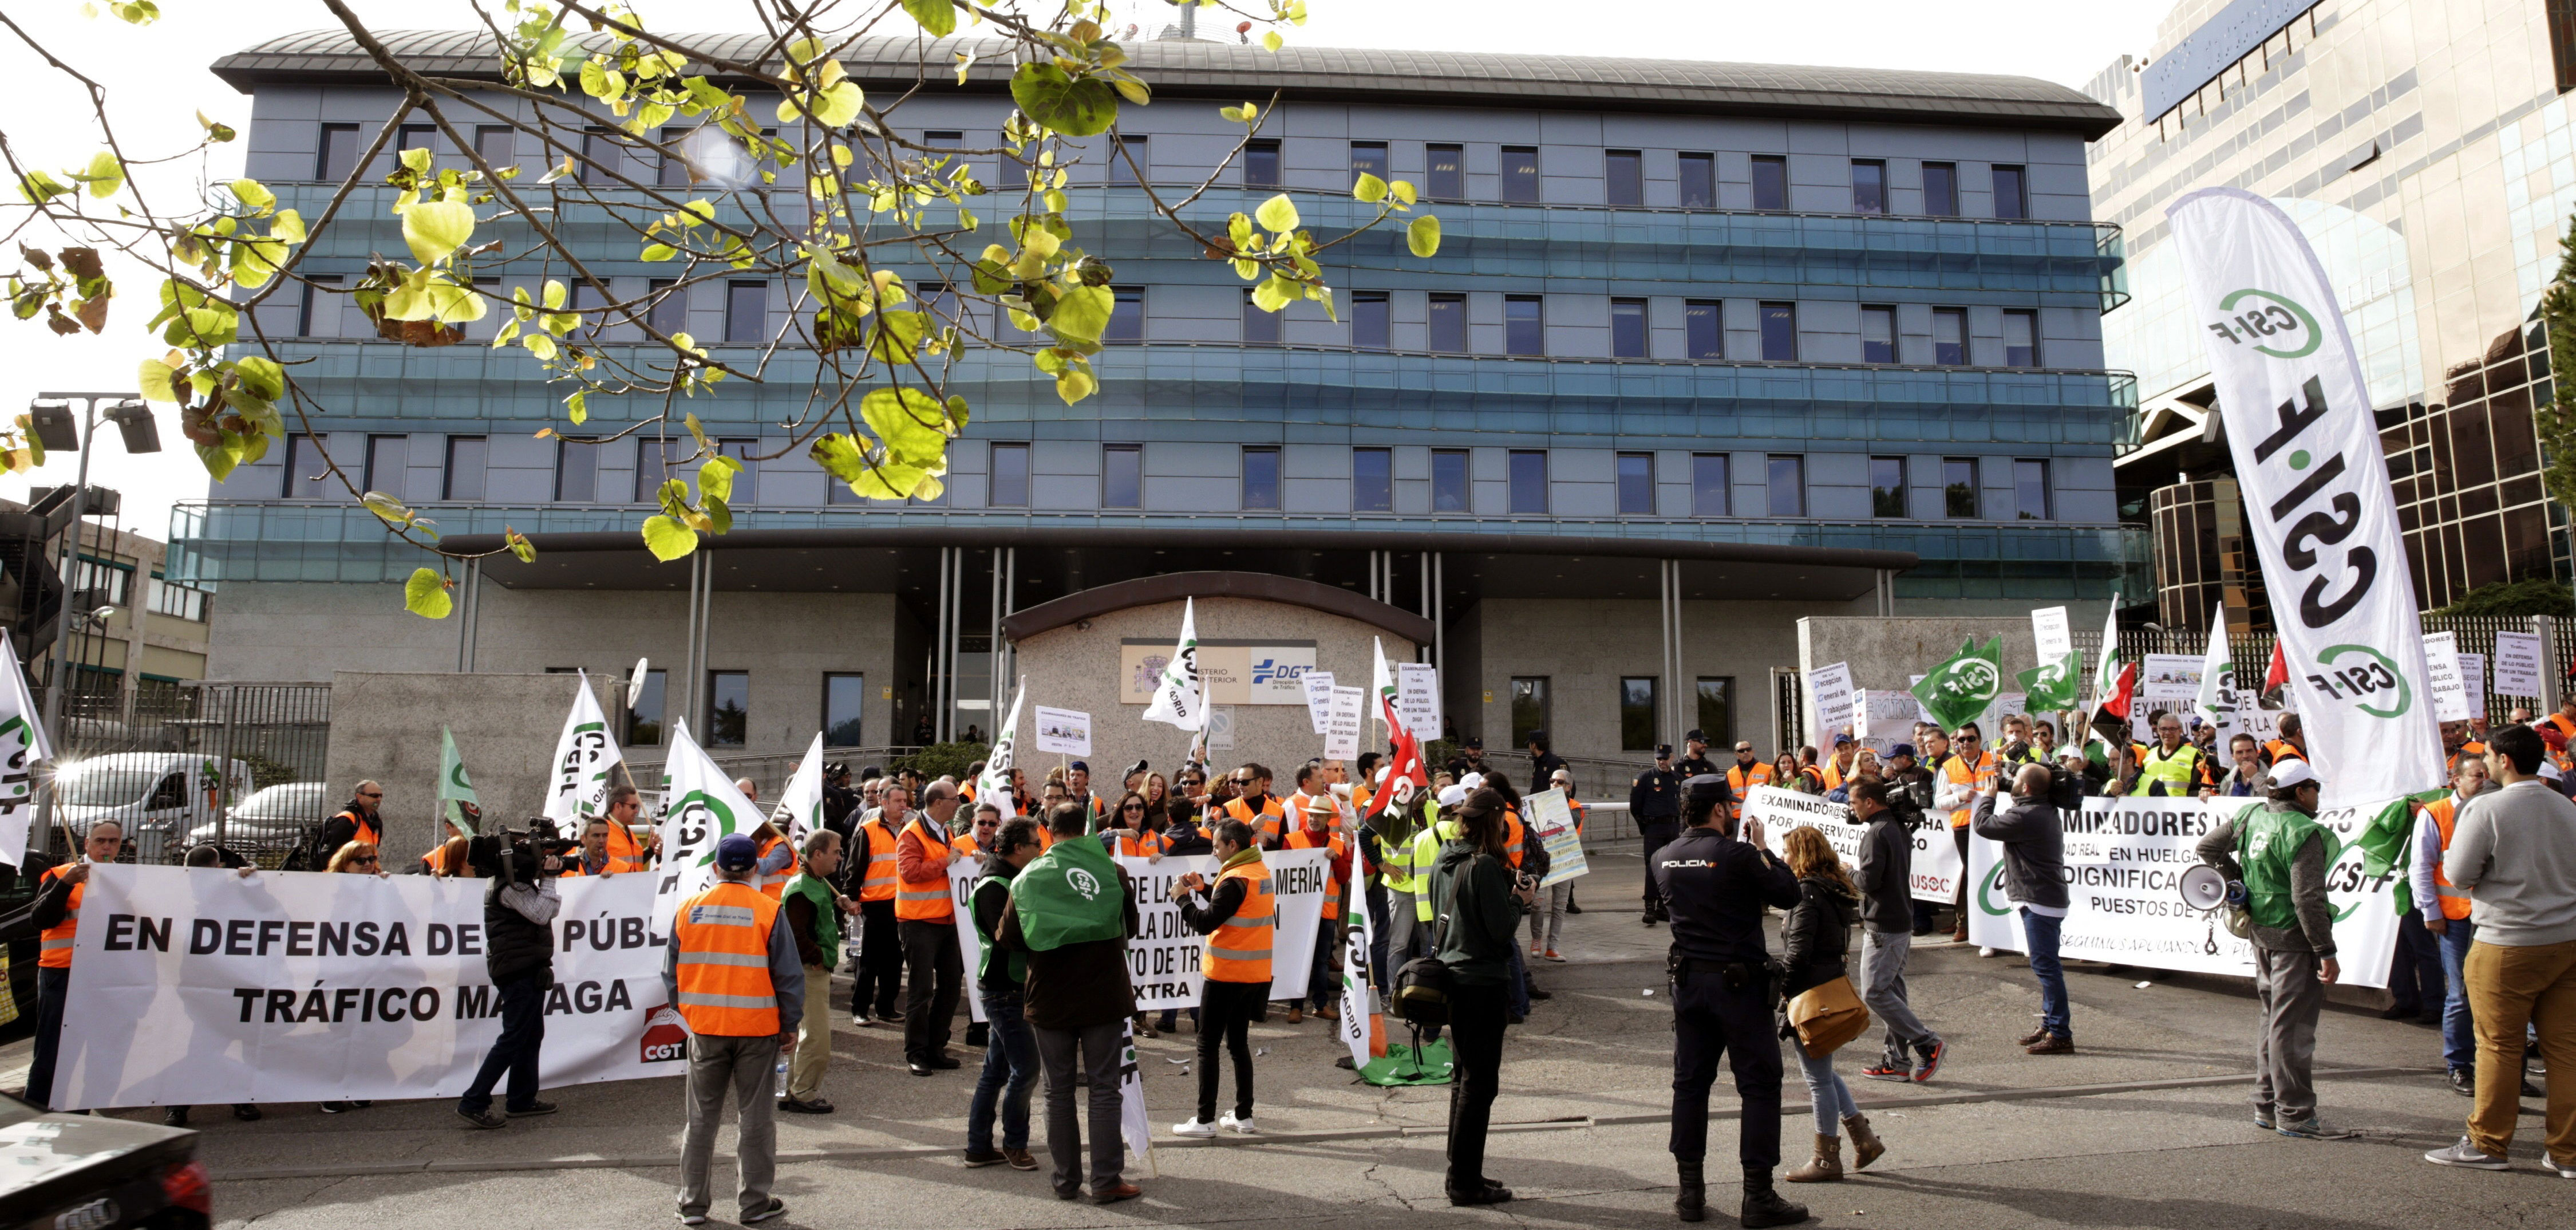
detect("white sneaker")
[1978,946,1998,957]
[1220,1110,1259,1136]
[1171,1117,1218,1138]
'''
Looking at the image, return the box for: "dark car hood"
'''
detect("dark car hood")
[0,1106,191,1193]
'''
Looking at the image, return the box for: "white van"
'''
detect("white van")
[54,754,257,863]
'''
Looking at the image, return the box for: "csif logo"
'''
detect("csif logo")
[1977,862,2012,917]
[2205,288,2321,359]
[1930,657,2000,702]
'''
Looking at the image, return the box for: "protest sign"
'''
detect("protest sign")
[1035,706,1093,757]
[1805,663,1855,747]
[950,861,991,1024]
[1964,794,2400,988]
[1739,786,1958,904]
[2492,630,2544,699]
[1397,663,1441,738]
[1852,691,1919,758]
[56,866,670,1111]
[2422,632,2471,723]
[1323,686,1364,760]
[2032,607,2073,660]
[1522,788,1589,887]
[1302,671,1336,735]
[2457,653,2486,715]
[2139,653,2203,701]
[1119,849,1328,1011]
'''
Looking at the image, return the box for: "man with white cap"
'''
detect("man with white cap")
[2194,758,2351,1140]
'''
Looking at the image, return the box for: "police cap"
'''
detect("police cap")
[1682,774,1732,810]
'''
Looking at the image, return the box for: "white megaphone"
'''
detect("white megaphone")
[2178,863,2252,952]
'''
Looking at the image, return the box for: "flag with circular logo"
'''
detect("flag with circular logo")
[1912,637,2005,731]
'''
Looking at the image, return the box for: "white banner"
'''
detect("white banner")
[773,734,824,847]
[1739,786,1958,904]
[1396,664,1441,740]
[652,721,764,939]
[56,866,671,1110]
[2492,630,2544,699]
[1034,706,1093,757]
[1142,598,1206,732]
[2170,187,2443,806]
[1121,849,1327,1011]
[2032,607,2073,661]
[2457,653,2487,712]
[1302,672,1337,735]
[1524,788,1589,887]
[542,671,623,830]
[1853,691,1919,758]
[2140,653,2204,702]
[978,681,1025,815]
[1965,794,2400,988]
[1806,663,1855,748]
[950,860,991,1025]
[2423,632,2471,723]
[0,628,52,868]
[1323,687,1364,761]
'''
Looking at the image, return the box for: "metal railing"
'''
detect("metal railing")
[29,680,333,866]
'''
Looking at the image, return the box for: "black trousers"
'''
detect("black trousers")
[2387,907,2444,1018]
[460,973,548,1113]
[852,898,902,1017]
[1639,822,1678,915]
[1668,967,1784,1171]
[1445,982,1511,1189]
[1195,978,1267,1122]
[899,918,963,1065]
[26,965,68,1110]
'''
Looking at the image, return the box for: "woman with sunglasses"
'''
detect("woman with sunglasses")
[1100,793,1167,861]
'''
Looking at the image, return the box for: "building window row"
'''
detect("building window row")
[1512,673,1737,754]
[607,667,866,750]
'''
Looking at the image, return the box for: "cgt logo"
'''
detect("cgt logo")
[2205,288,2321,359]
[639,1004,688,1063]
[1253,657,1309,686]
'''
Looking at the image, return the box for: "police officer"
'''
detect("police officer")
[1657,775,1807,1227]
[1629,744,1686,927]
[1676,730,1719,779]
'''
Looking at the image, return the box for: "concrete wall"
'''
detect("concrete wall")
[1010,596,1416,787]
[323,671,617,864]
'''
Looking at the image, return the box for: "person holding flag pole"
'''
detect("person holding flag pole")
[544,671,651,874]
[999,802,1146,1203]
[425,726,481,875]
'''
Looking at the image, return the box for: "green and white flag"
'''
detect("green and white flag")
[1912,637,2005,731]
[1141,598,1205,732]
[773,732,825,847]
[651,719,761,936]
[437,726,479,839]
[543,670,624,829]
[978,678,1025,814]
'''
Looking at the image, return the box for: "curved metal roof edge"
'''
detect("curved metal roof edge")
[998,570,1435,645]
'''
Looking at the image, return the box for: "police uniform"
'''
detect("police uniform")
[1629,748,1685,922]
[1655,776,1804,1222]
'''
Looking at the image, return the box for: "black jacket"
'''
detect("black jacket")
[1527,751,1567,797]
[1654,826,1799,965]
[1970,791,2069,910]
[1431,841,1519,987]
[1855,813,1913,934]
[1780,877,1859,997]
[484,880,556,987]
[1629,766,1685,822]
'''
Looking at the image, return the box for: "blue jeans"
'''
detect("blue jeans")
[1796,1047,1858,1136]
[2437,917,2477,1072]
[968,985,1038,1153]
[2020,908,2070,1039]
[460,973,547,1114]
[1506,943,1530,1019]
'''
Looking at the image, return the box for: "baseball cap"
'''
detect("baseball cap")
[1459,772,1485,790]
[1889,743,1917,759]
[1833,733,1854,746]
[1437,784,1468,807]
[2267,759,2320,791]
[715,833,760,872]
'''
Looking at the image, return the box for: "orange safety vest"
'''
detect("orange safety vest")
[1567,798,1586,836]
[1727,763,1775,817]
[38,864,82,969]
[1202,858,1276,984]
[604,821,651,874]
[334,810,382,851]
[2424,797,2474,921]
[1223,796,1286,843]
[670,880,783,1036]
[1820,756,1859,792]
[1945,750,1997,829]
[2446,742,2488,774]
[2263,739,2307,766]
[1109,829,1168,858]
[856,815,900,902]
[954,833,982,857]
[894,818,956,922]
[1285,827,1348,921]
[755,833,797,900]
[1503,807,1526,869]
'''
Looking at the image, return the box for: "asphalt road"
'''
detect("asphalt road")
[10,845,2569,1228]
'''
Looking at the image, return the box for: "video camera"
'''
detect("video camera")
[471,818,579,886]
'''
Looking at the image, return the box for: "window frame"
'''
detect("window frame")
[1510,676,1551,751]
[580,125,624,185]
[1616,452,1655,515]
[1766,455,1805,518]
[1242,138,1281,188]
[1695,677,1736,748]
[1353,447,1393,512]
[2003,309,2040,368]
[1240,445,1282,511]
[1500,144,1540,203]
[705,669,750,748]
[1619,676,1660,752]
[1113,133,1148,186]
[363,434,408,497]
[1503,294,1544,356]
[723,280,769,345]
[1942,457,1980,519]
[1751,155,1788,211]
[627,668,667,747]
[1684,298,1722,360]
[646,278,686,337]
[823,672,868,747]
[442,435,488,502]
[1242,288,1282,346]
[1922,162,1959,216]
[1610,296,1649,359]
[1861,304,1897,364]
[1869,456,1907,519]
[1691,453,1730,517]
[1604,148,1644,206]
[1102,443,1143,509]
[1931,306,1968,366]
[1678,151,1716,208]
[1992,164,2028,219]
[2013,459,2050,521]
[1351,290,1391,350]
[989,442,1032,508]
[1431,448,1471,514]
[1850,159,1887,214]
[555,438,599,502]
[316,123,362,181]
[1104,286,1144,344]
[299,274,342,338]
[1349,140,1388,189]
[1759,301,1797,361]
[1427,292,1468,353]
[1507,449,1548,515]
[1425,143,1464,202]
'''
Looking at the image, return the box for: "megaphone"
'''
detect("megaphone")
[2178,864,2232,911]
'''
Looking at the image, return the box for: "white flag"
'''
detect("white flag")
[978,679,1025,814]
[1118,1019,1155,1168]
[1335,871,1380,1072]
[651,719,763,937]
[543,671,625,830]
[2170,187,2444,805]
[773,732,825,847]
[2194,606,2237,732]
[1372,637,1404,739]
[0,629,54,868]
[1141,598,1206,732]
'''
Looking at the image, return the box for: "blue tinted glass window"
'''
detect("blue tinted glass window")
[1508,450,1547,514]
[1617,452,1653,514]
[1862,305,1896,364]
[1678,152,1714,208]
[1353,448,1392,512]
[1767,456,1804,517]
[1432,449,1470,512]
[1611,298,1647,358]
[1685,299,1721,358]
[1760,302,1796,361]
[1751,156,1787,210]
[1692,454,1728,516]
[1241,447,1280,510]
[1504,295,1543,356]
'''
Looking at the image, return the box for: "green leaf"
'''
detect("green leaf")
[809,432,867,483]
[401,196,476,266]
[870,309,929,364]
[1046,283,1113,349]
[697,455,736,502]
[564,391,587,424]
[1352,172,1387,204]
[233,355,285,401]
[504,528,536,563]
[641,514,698,561]
[1255,193,1299,232]
[1053,361,1097,405]
[639,243,678,262]
[137,358,178,403]
[1009,63,1119,137]
[1263,30,1284,52]
[84,152,124,199]
[900,0,957,36]
[812,81,865,128]
[860,387,953,464]
[404,567,453,620]
[1251,274,1297,313]
[1408,214,1441,258]
[230,179,274,214]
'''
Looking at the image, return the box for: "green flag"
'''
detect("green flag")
[1006,831,1128,952]
[437,726,479,838]
[2360,789,2448,916]
[2018,649,2082,711]
[1912,637,2004,731]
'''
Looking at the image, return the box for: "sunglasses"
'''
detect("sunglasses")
[359,793,384,800]
[1123,803,1146,812]
[351,856,380,866]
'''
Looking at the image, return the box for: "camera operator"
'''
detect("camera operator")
[457,821,568,1129]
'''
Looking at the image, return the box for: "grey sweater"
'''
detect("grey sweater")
[2195,809,2336,957]
[2445,778,2576,947]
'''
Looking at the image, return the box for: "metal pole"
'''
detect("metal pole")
[2539,614,2561,716]
[123,540,151,732]
[937,547,955,743]
[456,558,483,672]
[694,549,713,735]
[1432,553,1444,672]
[1659,559,1675,750]
[31,398,101,858]
[215,685,238,851]
[1003,546,1017,706]
[989,546,1003,724]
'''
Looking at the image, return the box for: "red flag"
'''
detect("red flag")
[1373,719,1430,818]
[2264,641,2290,693]
[2089,660,2139,746]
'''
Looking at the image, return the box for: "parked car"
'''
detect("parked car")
[52,755,255,864]
[0,1088,208,1228]
[182,782,330,862]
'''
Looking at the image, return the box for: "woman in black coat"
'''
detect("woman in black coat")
[1776,826,1887,1184]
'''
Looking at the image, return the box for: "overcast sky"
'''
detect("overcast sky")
[0,1,2166,542]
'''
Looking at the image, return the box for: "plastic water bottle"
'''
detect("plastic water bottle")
[773,1053,790,1099]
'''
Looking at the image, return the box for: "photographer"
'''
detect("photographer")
[456,822,567,1129]
[1432,788,1536,1206]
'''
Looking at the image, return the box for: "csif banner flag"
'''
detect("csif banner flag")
[1141,599,1206,732]
[0,628,54,868]
[978,679,1025,814]
[542,671,624,830]
[2169,188,2443,805]
[1911,637,2003,731]
[773,732,825,847]
[436,726,479,839]
[651,720,764,938]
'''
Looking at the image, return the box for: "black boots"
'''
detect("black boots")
[1739,1167,1811,1228]
[1674,1158,1705,1223]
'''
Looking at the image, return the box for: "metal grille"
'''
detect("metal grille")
[29,681,332,866]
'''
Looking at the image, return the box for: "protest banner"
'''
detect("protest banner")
[1118,848,1329,1011]
[1397,663,1441,738]
[2492,630,2544,699]
[651,720,763,938]
[2139,653,2203,702]
[1522,788,1589,887]
[1035,705,1093,757]
[1853,691,1919,757]
[2456,652,2486,713]
[1805,663,1855,747]
[1302,671,1336,735]
[2421,633,2470,723]
[950,860,991,1024]
[1963,794,2401,988]
[1739,786,1958,904]
[1323,687,1364,761]
[55,866,670,1111]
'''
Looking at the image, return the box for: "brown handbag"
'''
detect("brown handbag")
[1787,974,1872,1059]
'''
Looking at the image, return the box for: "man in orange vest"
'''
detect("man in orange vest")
[1282,794,1350,1024]
[320,780,385,859]
[1169,817,1274,1137]
[895,779,967,1075]
[2415,753,2497,1094]
[600,784,655,873]
[1726,739,1775,821]
[27,819,124,1111]
[1222,763,1286,847]
[2263,713,2309,768]
[665,834,803,1227]
[845,784,909,1024]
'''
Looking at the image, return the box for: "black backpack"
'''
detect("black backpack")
[282,821,334,872]
[1391,909,1455,1026]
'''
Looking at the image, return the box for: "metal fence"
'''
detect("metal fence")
[27,681,333,866]
[2075,613,2567,727]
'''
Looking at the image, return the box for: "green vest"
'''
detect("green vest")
[1410,819,1460,921]
[970,872,1025,985]
[2130,743,2204,797]
[2237,802,2333,932]
[783,871,840,956]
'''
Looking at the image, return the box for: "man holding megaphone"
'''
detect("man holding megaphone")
[2194,759,2348,1142]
